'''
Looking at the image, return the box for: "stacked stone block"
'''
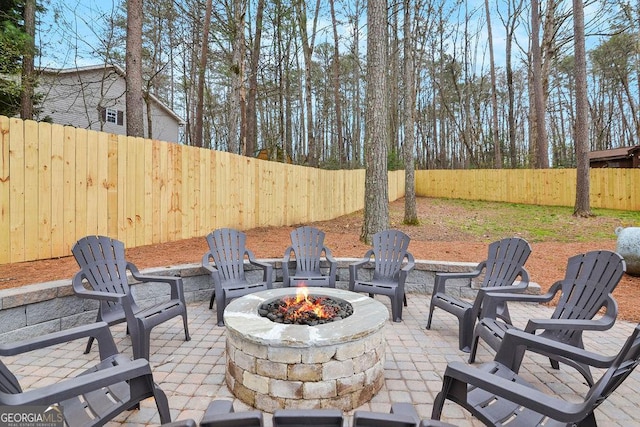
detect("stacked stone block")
[225,327,385,412]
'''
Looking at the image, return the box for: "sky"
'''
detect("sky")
[38,0,117,69]
[40,0,505,70]
[37,0,612,71]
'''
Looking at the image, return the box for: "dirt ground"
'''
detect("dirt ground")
[1,197,638,322]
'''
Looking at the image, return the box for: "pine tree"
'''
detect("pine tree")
[0,0,27,116]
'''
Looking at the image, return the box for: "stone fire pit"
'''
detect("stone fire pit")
[224,287,388,412]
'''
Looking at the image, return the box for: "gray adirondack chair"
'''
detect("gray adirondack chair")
[162,421,197,427]
[349,229,415,322]
[469,250,625,386]
[198,400,342,427]
[282,226,337,288]
[273,409,343,426]
[202,228,273,326]
[0,321,171,426]
[432,324,640,427]
[426,237,532,352]
[354,402,457,427]
[199,400,263,427]
[72,235,190,360]
[199,400,456,427]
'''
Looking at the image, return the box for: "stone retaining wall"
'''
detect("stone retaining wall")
[0,258,538,343]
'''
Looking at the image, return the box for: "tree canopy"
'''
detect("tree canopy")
[0,0,27,116]
[27,1,640,172]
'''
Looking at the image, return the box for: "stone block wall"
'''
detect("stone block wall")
[0,258,538,343]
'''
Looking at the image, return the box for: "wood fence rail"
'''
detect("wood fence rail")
[2,116,638,265]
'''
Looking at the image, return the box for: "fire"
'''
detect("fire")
[278,285,337,322]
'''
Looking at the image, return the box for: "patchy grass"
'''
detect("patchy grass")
[393,198,640,243]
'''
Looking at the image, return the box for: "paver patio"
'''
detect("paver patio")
[5,293,640,427]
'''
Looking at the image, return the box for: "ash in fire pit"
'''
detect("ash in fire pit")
[258,287,353,325]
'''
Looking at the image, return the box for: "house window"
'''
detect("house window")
[106,108,118,123]
[100,107,124,126]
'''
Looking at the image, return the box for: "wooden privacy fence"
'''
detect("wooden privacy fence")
[3,116,639,266]
[415,169,640,211]
[0,117,405,265]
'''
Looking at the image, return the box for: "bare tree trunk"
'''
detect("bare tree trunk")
[296,0,321,166]
[229,0,246,155]
[126,0,145,137]
[194,0,213,148]
[501,0,523,167]
[437,22,447,168]
[144,93,153,138]
[620,74,640,138]
[329,0,345,166]
[285,73,293,160]
[245,0,265,157]
[20,0,35,120]
[361,0,389,244]
[507,29,516,166]
[531,0,549,168]
[573,0,590,217]
[350,0,364,166]
[278,41,285,160]
[284,34,293,161]
[485,0,501,168]
[388,2,400,160]
[403,0,417,224]
[541,0,560,116]
[555,78,567,165]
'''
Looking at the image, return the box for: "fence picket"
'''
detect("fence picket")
[74,128,88,241]
[85,129,98,237]
[23,120,39,261]
[10,118,25,263]
[106,133,118,238]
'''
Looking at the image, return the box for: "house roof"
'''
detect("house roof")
[588,145,640,161]
[39,64,185,125]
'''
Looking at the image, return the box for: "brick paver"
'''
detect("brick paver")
[4,294,639,426]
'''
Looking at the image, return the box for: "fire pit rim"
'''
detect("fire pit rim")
[223,287,388,347]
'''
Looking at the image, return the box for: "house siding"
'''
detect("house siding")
[145,98,181,143]
[36,67,181,143]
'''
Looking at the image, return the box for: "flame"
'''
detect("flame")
[278,285,336,322]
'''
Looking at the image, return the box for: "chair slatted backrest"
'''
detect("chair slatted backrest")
[587,324,640,412]
[72,236,131,312]
[371,230,411,281]
[481,237,531,288]
[290,226,325,275]
[206,228,249,282]
[548,250,625,342]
